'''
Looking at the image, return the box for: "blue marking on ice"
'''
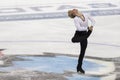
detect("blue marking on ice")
[0,56,105,73]
[66,74,100,80]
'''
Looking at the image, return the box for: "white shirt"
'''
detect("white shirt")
[74,14,95,31]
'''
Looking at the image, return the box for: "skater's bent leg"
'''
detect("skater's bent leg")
[72,30,92,43]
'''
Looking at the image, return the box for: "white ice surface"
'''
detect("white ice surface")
[0,0,119,58]
[0,15,119,58]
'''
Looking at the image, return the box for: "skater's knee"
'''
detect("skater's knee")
[71,37,80,43]
[71,38,76,43]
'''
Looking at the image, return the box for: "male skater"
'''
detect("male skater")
[68,9,95,74]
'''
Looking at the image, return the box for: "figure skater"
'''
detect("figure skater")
[68,9,95,74]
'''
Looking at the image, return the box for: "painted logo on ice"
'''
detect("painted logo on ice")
[0,3,119,21]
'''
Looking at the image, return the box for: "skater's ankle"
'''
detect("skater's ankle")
[77,68,85,74]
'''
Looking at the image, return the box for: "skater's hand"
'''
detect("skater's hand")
[88,26,93,31]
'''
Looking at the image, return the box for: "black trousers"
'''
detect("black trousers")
[71,30,92,71]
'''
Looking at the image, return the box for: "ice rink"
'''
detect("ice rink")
[0,0,119,58]
[0,0,120,80]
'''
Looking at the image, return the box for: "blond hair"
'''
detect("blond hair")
[68,10,76,18]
